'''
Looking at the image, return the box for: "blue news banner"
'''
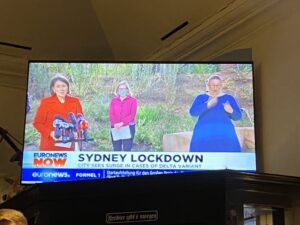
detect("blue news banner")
[21,168,190,183]
[21,151,256,183]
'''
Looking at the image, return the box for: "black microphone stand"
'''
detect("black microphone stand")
[0,126,23,165]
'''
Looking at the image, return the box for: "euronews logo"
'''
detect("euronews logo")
[33,152,67,167]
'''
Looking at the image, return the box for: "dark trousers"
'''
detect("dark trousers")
[111,125,135,151]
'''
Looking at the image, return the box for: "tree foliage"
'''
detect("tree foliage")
[25,63,254,151]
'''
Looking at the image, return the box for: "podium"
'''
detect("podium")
[1,170,300,225]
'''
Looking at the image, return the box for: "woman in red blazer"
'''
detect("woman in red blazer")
[33,74,83,151]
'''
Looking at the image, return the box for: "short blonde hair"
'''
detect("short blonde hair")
[0,209,27,225]
[114,80,133,96]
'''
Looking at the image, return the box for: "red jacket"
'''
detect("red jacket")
[33,95,83,151]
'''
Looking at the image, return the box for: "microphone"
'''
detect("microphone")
[59,118,74,143]
[77,114,88,128]
[76,113,83,124]
[68,112,77,132]
[68,112,77,141]
[76,113,89,139]
[53,115,65,138]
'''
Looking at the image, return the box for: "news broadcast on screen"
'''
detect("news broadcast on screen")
[21,62,256,183]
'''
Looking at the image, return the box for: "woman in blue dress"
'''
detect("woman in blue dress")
[189,75,242,152]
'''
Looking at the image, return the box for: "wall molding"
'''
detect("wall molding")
[147,0,281,61]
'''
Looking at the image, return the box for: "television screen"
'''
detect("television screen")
[21,62,256,184]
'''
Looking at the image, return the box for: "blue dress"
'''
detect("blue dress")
[189,93,242,152]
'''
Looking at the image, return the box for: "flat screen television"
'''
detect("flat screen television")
[21,61,256,184]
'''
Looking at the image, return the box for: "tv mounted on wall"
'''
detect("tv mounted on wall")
[21,61,256,184]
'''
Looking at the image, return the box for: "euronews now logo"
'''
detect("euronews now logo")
[33,152,67,167]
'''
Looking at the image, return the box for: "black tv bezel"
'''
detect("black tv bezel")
[21,60,257,184]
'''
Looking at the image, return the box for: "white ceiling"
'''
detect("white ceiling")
[0,0,238,60]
